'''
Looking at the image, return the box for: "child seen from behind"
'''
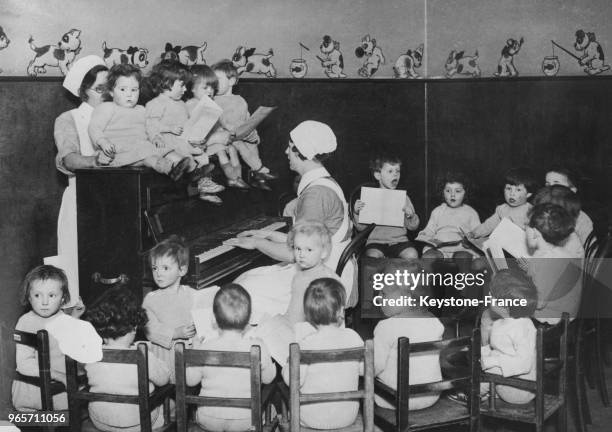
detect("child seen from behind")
[186,283,275,432]
[85,287,170,431]
[374,260,444,411]
[354,154,420,260]
[282,278,364,429]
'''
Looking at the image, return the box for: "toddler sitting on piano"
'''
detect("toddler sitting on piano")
[142,235,196,383]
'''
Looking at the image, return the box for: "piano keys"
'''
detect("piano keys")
[76,167,288,304]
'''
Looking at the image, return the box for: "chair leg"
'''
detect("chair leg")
[574,340,591,432]
[595,319,610,406]
[557,403,567,432]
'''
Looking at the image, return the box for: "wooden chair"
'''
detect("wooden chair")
[480,313,569,432]
[374,329,481,432]
[65,342,175,432]
[174,342,276,432]
[288,339,374,432]
[12,329,66,411]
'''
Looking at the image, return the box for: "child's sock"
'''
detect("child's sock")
[194,154,209,167]
[221,163,236,180]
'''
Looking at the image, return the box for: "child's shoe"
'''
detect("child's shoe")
[169,157,192,181]
[227,178,251,189]
[189,162,216,183]
[251,166,278,181]
[197,177,225,194]
[248,175,273,191]
[199,193,223,205]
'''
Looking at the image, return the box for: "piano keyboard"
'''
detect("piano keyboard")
[196,220,287,263]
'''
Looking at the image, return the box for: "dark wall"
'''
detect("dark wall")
[1,76,611,416]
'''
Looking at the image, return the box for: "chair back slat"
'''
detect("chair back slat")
[336,223,376,276]
[65,342,174,432]
[175,343,263,432]
[289,340,374,432]
[388,329,480,432]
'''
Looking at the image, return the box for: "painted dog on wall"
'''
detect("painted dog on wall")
[232,46,277,77]
[27,29,82,76]
[494,37,523,77]
[574,30,610,75]
[355,34,385,77]
[394,43,424,78]
[102,42,149,68]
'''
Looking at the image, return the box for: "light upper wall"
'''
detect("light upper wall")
[0,0,609,78]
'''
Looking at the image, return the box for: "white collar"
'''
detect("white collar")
[297,166,331,195]
[76,102,94,116]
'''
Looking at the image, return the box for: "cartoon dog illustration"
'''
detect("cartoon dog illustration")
[494,37,523,77]
[445,50,481,78]
[393,44,424,78]
[231,46,276,78]
[574,30,610,75]
[0,26,9,74]
[355,34,385,77]
[102,42,149,68]
[317,35,345,78]
[27,29,82,77]
[161,42,207,66]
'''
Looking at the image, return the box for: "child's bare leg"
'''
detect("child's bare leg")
[232,140,262,170]
[143,156,171,174]
[398,246,419,260]
[228,145,243,179]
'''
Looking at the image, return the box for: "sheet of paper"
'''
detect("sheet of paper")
[44,255,78,307]
[358,187,406,227]
[182,95,222,143]
[247,314,295,364]
[234,106,276,140]
[483,217,532,259]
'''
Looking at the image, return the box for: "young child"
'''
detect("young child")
[186,64,245,196]
[533,185,584,257]
[417,172,481,265]
[186,283,276,432]
[211,60,277,190]
[142,235,196,382]
[12,265,73,410]
[470,167,537,238]
[284,221,339,325]
[88,64,193,181]
[282,278,364,430]
[145,61,223,203]
[374,261,444,411]
[545,165,594,244]
[85,287,170,431]
[354,154,420,260]
[480,269,538,404]
[525,203,583,324]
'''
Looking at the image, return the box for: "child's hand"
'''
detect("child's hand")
[237,229,269,239]
[402,204,415,217]
[354,200,365,214]
[98,140,115,157]
[173,324,196,340]
[168,125,183,135]
[224,236,257,250]
[95,151,114,166]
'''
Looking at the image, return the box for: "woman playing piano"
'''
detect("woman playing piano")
[54,56,110,303]
[225,120,355,321]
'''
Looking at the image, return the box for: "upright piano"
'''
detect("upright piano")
[76,167,288,305]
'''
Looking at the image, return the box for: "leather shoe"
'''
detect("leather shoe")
[251,169,278,181]
[249,177,273,191]
[189,163,216,183]
[227,178,251,189]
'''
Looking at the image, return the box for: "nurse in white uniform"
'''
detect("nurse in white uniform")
[54,56,110,302]
[225,121,354,320]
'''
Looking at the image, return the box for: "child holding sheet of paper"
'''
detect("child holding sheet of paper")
[354,154,420,260]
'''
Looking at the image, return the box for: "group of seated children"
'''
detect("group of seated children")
[12,162,594,428]
[89,58,276,204]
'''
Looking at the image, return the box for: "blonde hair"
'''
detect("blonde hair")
[287,220,332,254]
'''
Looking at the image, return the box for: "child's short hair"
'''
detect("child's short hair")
[369,154,402,174]
[528,203,575,245]
[505,167,538,193]
[287,220,332,253]
[149,60,189,95]
[21,265,70,306]
[86,287,147,338]
[547,165,578,189]
[533,185,581,221]
[304,278,346,326]
[211,59,239,80]
[489,269,538,318]
[149,234,189,268]
[79,64,109,102]
[437,171,470,202]
[213,283,251,330]
[106,64,142,90]
[188,64,218,96]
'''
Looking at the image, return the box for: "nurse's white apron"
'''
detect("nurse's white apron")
[56,103,96,302]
